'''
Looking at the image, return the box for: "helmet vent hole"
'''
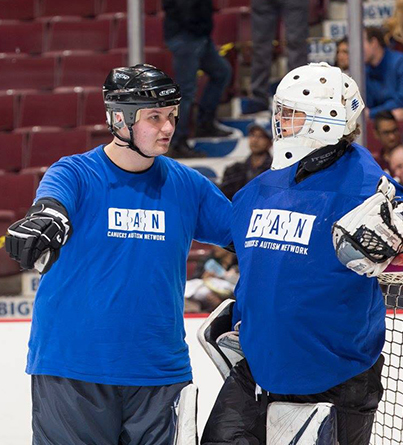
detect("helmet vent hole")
[330,110,337,117]
[320,77,327,84]
[345,83,349,88]
[293,75,300,80]
[303,89,310,96]
[323,125,330,132]
[285,152,293,159]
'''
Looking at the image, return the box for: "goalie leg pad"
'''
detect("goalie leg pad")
[197,299,244,379]
[172,383,198,445]
[266,402,337,445]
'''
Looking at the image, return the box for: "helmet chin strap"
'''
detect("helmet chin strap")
[110,125,154,159]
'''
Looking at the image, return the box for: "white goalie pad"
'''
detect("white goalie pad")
[267,402,337,445]
[197,299,244,379]
[172,384,198,445]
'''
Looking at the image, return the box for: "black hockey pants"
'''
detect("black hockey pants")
[202,356,384,445]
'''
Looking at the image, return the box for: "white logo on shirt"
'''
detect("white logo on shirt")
[108,208,165,233]
[246,209,316,245]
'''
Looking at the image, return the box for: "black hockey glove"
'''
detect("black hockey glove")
[5,198,72,274]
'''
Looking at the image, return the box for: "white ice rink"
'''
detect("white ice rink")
[1,314,402,445]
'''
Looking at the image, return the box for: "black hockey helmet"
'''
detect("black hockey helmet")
[103,64,181,157]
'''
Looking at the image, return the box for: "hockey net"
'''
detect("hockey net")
[371,268,403,445]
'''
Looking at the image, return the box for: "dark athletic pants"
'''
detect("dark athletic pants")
[202,357,384,445]
[32,375,190,445]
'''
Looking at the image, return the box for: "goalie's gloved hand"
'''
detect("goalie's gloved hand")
[332,176,403,277]
[5,198,72,274]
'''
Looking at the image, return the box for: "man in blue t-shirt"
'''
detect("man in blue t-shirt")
[5,65,232,445]
[201,63,403,445]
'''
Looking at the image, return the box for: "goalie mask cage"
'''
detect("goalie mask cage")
[371,271,403,445]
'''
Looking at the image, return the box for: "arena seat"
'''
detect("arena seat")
[0,22,44,54]
[0,57,56,91]
[309,0,329,26]
[38,0,98,18]
[144,0,161,15]
[0,133,27,172]
[220,0,250,8]
[58,52,123,88]
[81,90,106,127]
[0,210,21,277]
[115,15,164,49]
[18,91,81,129]
[27,129,89,168]
[144,48,174,78]
[46,19,112,53]
[0,93,16,131]
[99,0,127,14]
[0,173,38,219]
[0,0,37,21]
[212,12,239,46]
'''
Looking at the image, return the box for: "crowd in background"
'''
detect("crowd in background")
[4,0,403,314]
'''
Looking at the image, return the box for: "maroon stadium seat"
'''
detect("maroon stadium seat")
[0,173,38,219]
[212,12,239,46]
[144,0,161,15]
[0,22,44,54]
[144,48,174,78]
[81,90,106,126]
[18,91,81,129]
[39,0,98,18]
[0,0,37,21]
[27,129,89,168]
[0,210,21,277]
[0,133,27,172]
[0,57,56,91]
[220,0,250,8]
[46,19,112,53]
[100,0,127,14]
[115,15,164,49]
[309,0,329,26]
[0,93,16,131]
[58,52,123,88]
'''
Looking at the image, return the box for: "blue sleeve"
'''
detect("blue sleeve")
[193,176,232,247]
[35,157,82,218]
[369,57,403,118]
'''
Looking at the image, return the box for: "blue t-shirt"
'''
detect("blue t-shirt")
[27,146,232,386]
[232,144,401,395]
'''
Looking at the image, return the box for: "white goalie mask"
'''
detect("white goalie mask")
[271,62,365,170]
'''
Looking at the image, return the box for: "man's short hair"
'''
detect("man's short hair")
[364,26,386,48]
[336,36,348,48]
[374,110,397,131]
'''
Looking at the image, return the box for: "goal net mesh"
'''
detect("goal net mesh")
[371,272,403,445]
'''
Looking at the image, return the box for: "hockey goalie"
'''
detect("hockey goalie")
[199,62,403,445]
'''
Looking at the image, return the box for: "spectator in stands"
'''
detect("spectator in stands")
[373,110,401,170]
[186,245,238,312]
[384,0,403,52]
[334,36,349,73]
[241,0,309,114]
[163,0,233,158]
[364,26,403,120]
[221,121,272,200]
[389,144,403,182]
